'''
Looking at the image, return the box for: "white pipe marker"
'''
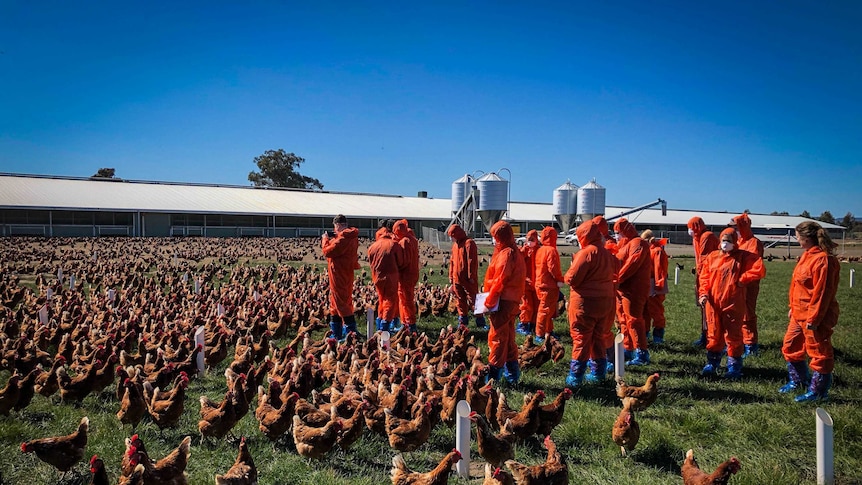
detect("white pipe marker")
[816,407,834,485]
[366,307,375,340]
[614,333,625,381]
[674,266,680,285]
[850,268,855,288]
[194,326,206,376]
[455,400,471,479]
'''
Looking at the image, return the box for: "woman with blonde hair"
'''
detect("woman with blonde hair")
[780,221,840,402]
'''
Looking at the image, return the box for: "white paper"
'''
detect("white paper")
[474,292,498,315]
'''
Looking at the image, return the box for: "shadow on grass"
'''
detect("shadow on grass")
[633,439,685,474]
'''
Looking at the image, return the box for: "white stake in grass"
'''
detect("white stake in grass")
[614,333,625,380]
[194,326,206,376]
[850,268,855,288]
[366,307,375,340]
[816,407,834,485]
[674,266,680,285]
[455,400,471,479]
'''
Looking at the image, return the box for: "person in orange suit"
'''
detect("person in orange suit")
[688,216,720,347]
[563,220,617,387]
[533,226,566,343]
[640,229,669,344]
[393,219,419,333]
[516,230,540,336]
[368,226,405,333]
[322,214,361,340]
[481,221,526,385]
[448,224,485,329]
[780,221,840,402]
[589,215,619,376]
[730,213,765,357]
[613,218,652,366]
[697,228,765,379]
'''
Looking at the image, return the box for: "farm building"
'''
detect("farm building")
[0,173,845,245]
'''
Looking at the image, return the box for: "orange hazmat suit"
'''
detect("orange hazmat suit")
[564,220,617,362]
[534,226,564,337]
[393,220,419,325]
[483,221,526,368]
[322,226,360,318]
[688,216,719,337]
[368,227,404,322]
[518,230,540,326]
[731,214,765,346]
[614,218,651,352]
[782,246,840,374]
[645,238,669,333]
[448,224,479,319]
[698,228,765,358]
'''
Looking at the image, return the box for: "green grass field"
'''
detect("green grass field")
[1,256,861,485]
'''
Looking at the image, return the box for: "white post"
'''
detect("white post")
[69,274,76,291]
[674,266,680,285]
[816,407,834,485]
[194,326,206,376]
[455,400,471,479]
[366,307,375,340]
[614,333,625,380]
[380,331,391,352]
[194,277,201,295]
[850,269,855,288]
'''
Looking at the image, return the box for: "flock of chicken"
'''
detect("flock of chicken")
[1,236,741,484]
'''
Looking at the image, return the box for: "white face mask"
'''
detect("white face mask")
[613,233,621,242]
[527,240,537,247]
[688,228,695,237]
[720,241,734,252]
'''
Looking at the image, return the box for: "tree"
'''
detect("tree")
[770,211,789,216]
[799,210,811,219]
[818,210,835,225]
[248,150,323,190]
[92,168,116,178]
[841,212,854,229]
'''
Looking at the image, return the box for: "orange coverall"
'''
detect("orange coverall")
[518,230,540,326]
[688,217,719,335]
[782,247,840,374]
[448,224,479,319]
[698,229,766,358]
[322,226,360,318]
[393,220,419,325]
[592,216,619,351]
[732,214,765,346]
[483,221,526,368]
[534,226,565,337]
[614,219,651,352]
[645,238,669,333]
[564,221,617,362]
[368,228,404,322]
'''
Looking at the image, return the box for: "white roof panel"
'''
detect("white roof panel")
[0,173,845,230]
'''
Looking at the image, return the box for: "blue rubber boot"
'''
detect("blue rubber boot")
[565,360,586,389]
[779,361,809,393]
[795,371,831,403]
[457,315,469,327]
[725,356,743,380]
[534,335,545,345]
[653,328,665,344]
[390,317,403,333]
[626,349,650,367]
[692,332,707,348]
[605,348,615,375]
[343,315,358,339]
[701,351,722,377]
[585,358,608,384]
[743,343,759,358]
[329,315,344,341]
[474,315,489,331]
[516,321,532,336]
[487,365,504,384]
[502,360,521,386]
[623,349,634,362]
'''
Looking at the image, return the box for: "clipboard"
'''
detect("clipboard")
[474,292,498,315]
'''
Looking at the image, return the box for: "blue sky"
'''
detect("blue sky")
[1,2,860,217]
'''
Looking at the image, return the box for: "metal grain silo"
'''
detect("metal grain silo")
[476,172,509,235]
[451,174,474,214]
[553,180,579,233]
[577,179,606,221]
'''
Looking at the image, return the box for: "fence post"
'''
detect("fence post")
[456,400,471,479]
[614,333,625,380]
[816,407,834,485]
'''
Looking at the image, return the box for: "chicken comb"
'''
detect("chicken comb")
[90,455,99,465]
